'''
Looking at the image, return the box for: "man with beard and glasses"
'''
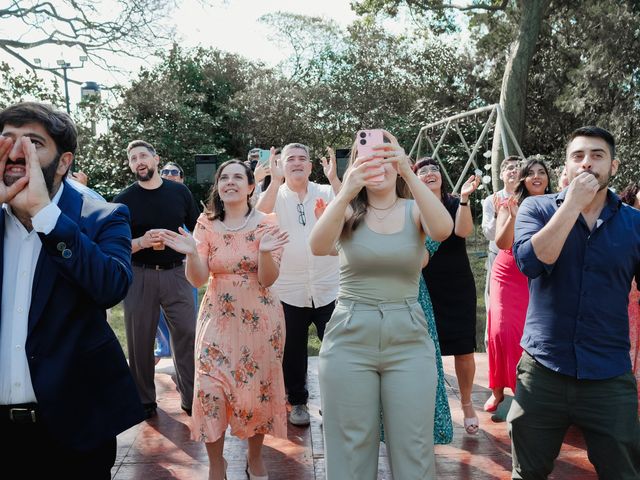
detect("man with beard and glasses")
[114,140,199,419]
[0,102,144,478]
[509,126,640,479]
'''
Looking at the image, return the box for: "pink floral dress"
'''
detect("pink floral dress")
[190,212,287,442]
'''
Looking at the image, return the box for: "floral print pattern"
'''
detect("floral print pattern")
[190,212,287,443]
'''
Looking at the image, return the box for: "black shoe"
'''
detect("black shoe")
[181,405,192,417]
[143,402,157,419]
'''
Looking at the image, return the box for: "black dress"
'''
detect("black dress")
[422,195,477,355]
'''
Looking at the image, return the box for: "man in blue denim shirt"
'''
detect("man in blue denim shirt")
[510,126,640,480]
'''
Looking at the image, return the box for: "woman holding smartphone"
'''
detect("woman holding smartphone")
[309,130,452,479]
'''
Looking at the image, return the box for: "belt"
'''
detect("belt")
[132,260,184,271]
[0,403,38,424]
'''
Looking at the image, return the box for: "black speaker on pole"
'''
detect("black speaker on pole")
[335,148,351,180]
[194,154,219,184]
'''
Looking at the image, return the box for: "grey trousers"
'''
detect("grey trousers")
[123,265,196,409]
[319,298,437,480]
[508,351,640,480]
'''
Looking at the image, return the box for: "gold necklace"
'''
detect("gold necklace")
[368,197,399,222]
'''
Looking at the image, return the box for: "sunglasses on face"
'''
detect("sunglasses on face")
[417,165,440,176]
[161,169,180,176]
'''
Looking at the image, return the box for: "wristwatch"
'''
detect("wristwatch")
[459,200,469,206]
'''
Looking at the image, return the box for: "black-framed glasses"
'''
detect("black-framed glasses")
[296,203,306,226]
[161,168,180,176]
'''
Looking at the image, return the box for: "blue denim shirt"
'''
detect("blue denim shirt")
[513,189,640,379]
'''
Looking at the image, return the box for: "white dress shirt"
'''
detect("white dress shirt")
[0,184,63,404]
[481,189,512,255]
[271,182,339,308]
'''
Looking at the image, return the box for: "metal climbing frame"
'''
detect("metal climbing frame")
[408,104,525,194]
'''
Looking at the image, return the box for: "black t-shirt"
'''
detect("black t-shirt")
[114,180,200,265]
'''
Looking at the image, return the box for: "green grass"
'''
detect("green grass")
[110,233,490,357]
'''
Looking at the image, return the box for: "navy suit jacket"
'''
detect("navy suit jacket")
[0,182,144,450]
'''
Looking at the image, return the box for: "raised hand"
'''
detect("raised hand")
[268,147,284,183]
[259,225,289,252]
[320,147,338,183]
[460,175,481,200]
[157,227,198,255]
[0,136,29,204]
[253,161,270,183]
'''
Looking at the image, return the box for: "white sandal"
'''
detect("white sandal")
[461,402,479,435]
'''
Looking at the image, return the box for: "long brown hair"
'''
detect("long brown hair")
[514,157,553,205]
[341,139,410,239]
[205,160,255,221]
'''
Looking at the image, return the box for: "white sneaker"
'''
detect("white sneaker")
[289,404,310,426]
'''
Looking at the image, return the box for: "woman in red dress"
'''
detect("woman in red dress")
[619,182,640,415]
[485,157,552,412]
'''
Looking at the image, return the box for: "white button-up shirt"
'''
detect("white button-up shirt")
[481,188,512,255]
[271,182,339,308]
[0,184,63,404]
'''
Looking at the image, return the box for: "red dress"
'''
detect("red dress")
[629,279,640,415]
[487,248,528,392]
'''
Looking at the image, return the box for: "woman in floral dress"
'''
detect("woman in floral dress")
[160,160,289,480]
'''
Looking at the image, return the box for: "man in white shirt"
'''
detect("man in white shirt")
[480,156,521,345]
[256,143,340,426]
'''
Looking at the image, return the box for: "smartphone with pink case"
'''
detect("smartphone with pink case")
[356,129,386,182]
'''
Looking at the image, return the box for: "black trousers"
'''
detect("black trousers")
[282,300,335,405]
[1,413,116,479]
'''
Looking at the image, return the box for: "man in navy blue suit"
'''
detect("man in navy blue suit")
[0,102,144,479]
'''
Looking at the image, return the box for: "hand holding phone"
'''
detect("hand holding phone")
[258,149,271,166]
[356,129,385,182]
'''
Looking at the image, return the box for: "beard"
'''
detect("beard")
[582,169,611,191]
[135,165,156,182]
[3,154,61,195]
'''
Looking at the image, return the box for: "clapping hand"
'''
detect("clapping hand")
[314,198,327,219]
[157,227,198,255]
[259,225,289,252]
[460,175,481,199]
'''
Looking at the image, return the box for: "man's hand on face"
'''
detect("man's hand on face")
[0,136,29,204]
[10,136,52,217]
[564,171,600,212]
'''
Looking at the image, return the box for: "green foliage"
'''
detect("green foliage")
[0,62,64,108]
[75,45,263,200]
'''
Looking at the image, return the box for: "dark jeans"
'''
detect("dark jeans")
[1,415,116,479]
[282,300,335,405]
[507,351,640,480]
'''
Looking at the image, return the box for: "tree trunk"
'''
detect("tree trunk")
[491,0,551,191]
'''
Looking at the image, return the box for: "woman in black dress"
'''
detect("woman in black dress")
[417,157,480,435]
